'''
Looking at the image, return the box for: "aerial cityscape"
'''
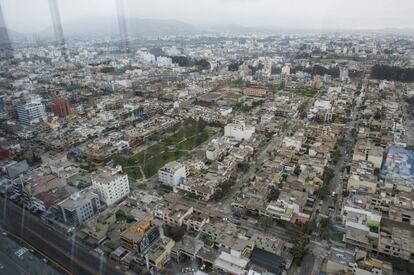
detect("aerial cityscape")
[0,0,414,275]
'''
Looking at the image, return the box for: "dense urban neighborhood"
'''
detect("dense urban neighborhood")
[1,6,414,275]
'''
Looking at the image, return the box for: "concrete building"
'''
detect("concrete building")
[213,250,249,275]
[145,237,175,272]
[155,203,193,228]
[58,188,101,226]
[92,166,130,206]
[51,98,73,118]
[224,121,255,141]
[17,97,47,127]
[326,248,392,275]
[158,161,186,187]
[281,63,291,76]
[120,216,161,254]
[347,161,377,194]
[342,206,381,252]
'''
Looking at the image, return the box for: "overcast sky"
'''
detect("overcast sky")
[1,0,413,33]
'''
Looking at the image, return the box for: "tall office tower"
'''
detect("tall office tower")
[48,0,65,46]
[17,97,47,127]
[116,0,129,50]
[51,99,73,118]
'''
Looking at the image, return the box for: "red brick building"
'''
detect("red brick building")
[51,99,73,117]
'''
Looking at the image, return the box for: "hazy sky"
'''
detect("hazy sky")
[1,0,413,33]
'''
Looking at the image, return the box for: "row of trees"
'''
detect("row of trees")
[406,96,414,118]
[292,65,340,77]
[371,64,414,82]
[169,56,211,70]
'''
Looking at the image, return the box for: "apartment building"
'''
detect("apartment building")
[58,188,101,226]
[158,161,186,187]
[92,166,130,206]
[17,97,47,127]
[224,121,255,141]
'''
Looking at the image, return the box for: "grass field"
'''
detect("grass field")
[113,119,216,180]
[296,89,317,98]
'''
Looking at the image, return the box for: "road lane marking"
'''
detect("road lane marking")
[2,228,74,275]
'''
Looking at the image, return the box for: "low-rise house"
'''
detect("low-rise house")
[326,248,392,275]
[82,207,118,243]
[145,237,175,272]
[378,219,414,262]
[347,160,377,194]
[213,250,249,275]
[120,215,161,254]
[156,203,193,228]
[342,206,381,252]
[184,210,210,232]
[265,189,309,224]
[41,151,79,179]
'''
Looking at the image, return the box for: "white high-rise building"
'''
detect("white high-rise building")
[158,161,186,187]
[135,49,155,64]
[92,166,130,206]
[17,97,47,127]
[156,56,173,67]
[224,121,255,141]
[281,63,291,76]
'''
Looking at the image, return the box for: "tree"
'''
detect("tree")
[342,190,350,197]
[290,234,309,266]
[267,186,281,202]
[228,61,243,72]
[195,59,211,70]
[100,66,115,74]
[331,149,341,165]
[319,217,332,239]
[301,218,317,235]
[237,161,249,172]
[371,64,414,82]
[170,56,191,67]
[316,186,329,200]
[163,225,185,242]
[322,167,334,185]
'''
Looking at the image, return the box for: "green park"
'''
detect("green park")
[113,118,216,180]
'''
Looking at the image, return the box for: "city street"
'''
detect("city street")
[320,84,364,217]
[0,197,124,275]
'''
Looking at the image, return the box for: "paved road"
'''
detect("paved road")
[0,232,60,275]
[288,240,330,275]
[320,84,364,217]
[0,197,124,275]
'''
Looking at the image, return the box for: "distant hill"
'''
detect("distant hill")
[377,28,414,36]
[200,23,260,34]
[4,18,414,43]
[0,27,28,44]
[37,17,200,39]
